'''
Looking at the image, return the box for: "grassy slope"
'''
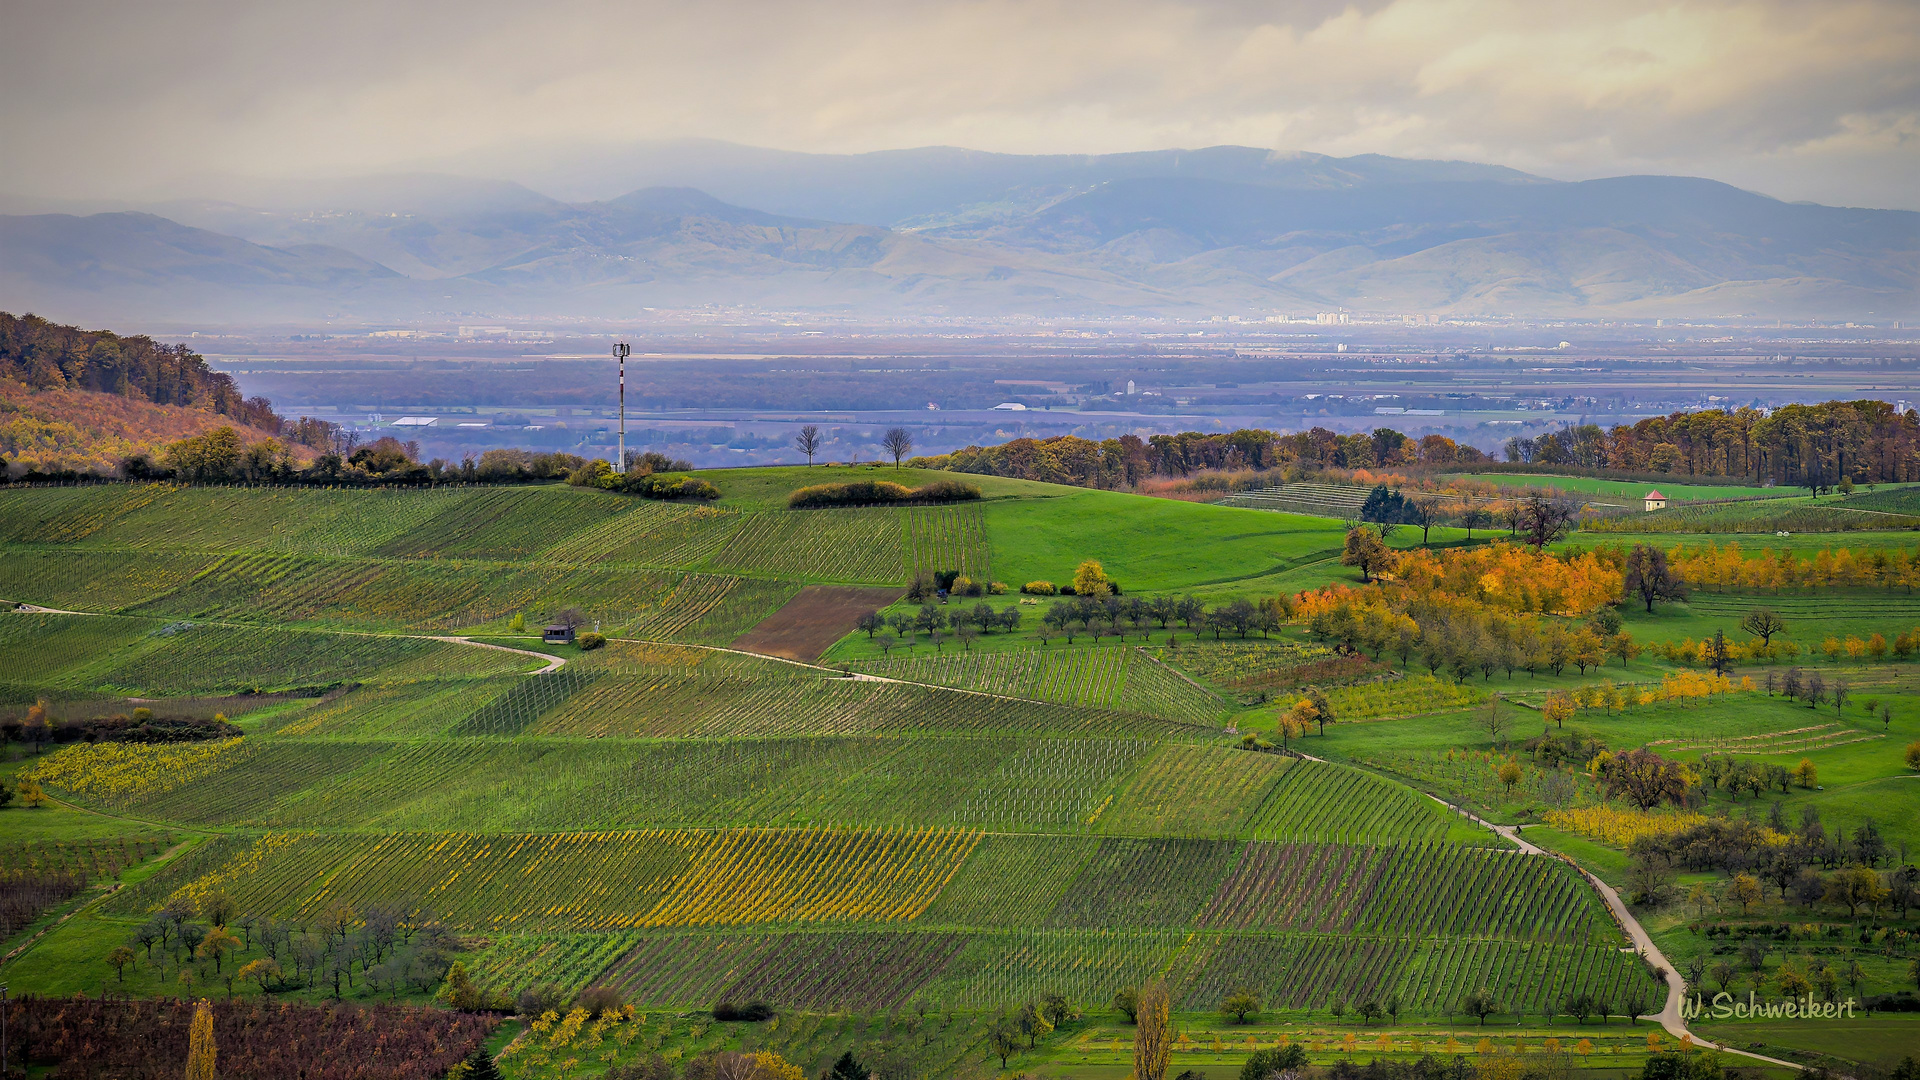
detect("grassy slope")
[1445,473,1790,501]
[10,481,1920,1072]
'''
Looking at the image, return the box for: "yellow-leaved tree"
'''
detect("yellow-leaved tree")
[1133,980,1171,1080]
[185,999,217,1080]
[750,1052,804,1080]
[1073,559,1112,598]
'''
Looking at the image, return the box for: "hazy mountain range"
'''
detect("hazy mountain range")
[1,142,1914,324]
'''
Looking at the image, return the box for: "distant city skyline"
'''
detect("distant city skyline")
[3,0,1916,210]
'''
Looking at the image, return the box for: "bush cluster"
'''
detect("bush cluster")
[786,478,980,508]
[566,456,719,500]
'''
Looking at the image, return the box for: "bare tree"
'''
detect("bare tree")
[793,425,822,466]
[1741,607,1785,646]
[1408,498,1442,545]
[1517,494,1579,551]
[1460,505,1492,540]
[881,427,914,468]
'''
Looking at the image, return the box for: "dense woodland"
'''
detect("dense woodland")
[0,312,280,432]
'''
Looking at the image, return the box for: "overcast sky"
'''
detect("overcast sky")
[4,0,1916,209]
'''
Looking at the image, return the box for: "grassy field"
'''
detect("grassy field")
[1445,473,1790,501]
[3,474,1916,1078]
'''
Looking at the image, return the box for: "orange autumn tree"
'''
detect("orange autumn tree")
[1293,544,1625,680]
[1655,541,1920,592]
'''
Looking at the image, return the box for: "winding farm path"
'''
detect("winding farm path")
[1413,789,1803,1070]
[5,601,568,674]
[425,635,566,673]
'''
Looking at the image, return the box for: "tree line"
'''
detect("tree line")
[913,398,1920,492]
[83,424,716,495]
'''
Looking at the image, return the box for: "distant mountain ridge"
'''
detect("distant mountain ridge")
[0,144,1914,323]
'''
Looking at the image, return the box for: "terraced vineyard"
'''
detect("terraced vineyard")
[1216,482,1378,517]
[857,647,1224,722]
[0,473,1675,1076]
[1245,760,1470,844]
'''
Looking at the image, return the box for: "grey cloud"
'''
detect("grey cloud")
[2,0,1915,208]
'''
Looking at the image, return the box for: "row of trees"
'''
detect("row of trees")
[116,426,711,492]
[1626,803,1918,919]
[916,399,1920,492]
[107,890,460,1004]
[855,592,1298,656]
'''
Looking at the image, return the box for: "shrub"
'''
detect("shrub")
[786,479,980,508]
[1022,581,1058,595]
[576,632,606,651]
[575,984,626,1017]
[951,576,978,597]
[618,473,719,500]
[712,1000,775,1022]
[516,984,565,1017]
[988,581,1008,595]
[915,479,982,502]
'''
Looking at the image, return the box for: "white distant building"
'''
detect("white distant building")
[992,402,1028,411]
[1315,312,1351,325]
[1644,490,1667,512]
[392,416,438,428]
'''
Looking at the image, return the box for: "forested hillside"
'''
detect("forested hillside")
[0,312,278,430]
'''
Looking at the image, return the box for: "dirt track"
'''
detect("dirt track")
[731,585,902,661]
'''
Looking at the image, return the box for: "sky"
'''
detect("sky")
[3,0,1917,209]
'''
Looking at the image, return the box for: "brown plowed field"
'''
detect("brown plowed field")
[730,585,901,661]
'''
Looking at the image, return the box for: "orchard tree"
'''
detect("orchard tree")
[1623,544,1689,612]
[1497,758,1524,797]
[1222,989,1261,1024]
[1460,506,1492,540]
[106,945,136,982]
[1741,607,1785,646]
[1605,748,1689,809]
[1341,526,1396,584]
[1518,495,1579,551]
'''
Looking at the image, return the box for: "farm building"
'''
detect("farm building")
[542,624,576,644]
[1643,490,1667,512]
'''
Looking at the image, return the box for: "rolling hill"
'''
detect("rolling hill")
[2,145,1914,321]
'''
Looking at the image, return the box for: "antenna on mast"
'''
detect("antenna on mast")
[613,341,631,473]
